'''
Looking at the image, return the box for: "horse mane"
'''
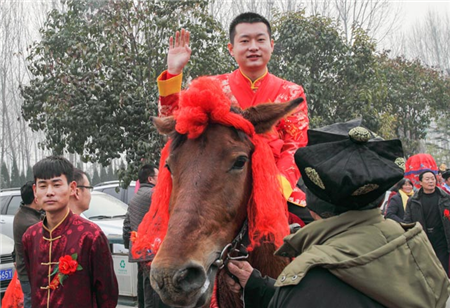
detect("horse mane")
[132,77,290,260]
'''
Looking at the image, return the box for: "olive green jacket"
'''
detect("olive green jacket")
[274,209,450,308]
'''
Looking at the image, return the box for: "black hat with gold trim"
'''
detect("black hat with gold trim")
[294,120,405,211]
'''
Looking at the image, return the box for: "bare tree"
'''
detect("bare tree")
[0,0,61,184]
[211,0,401,46]
[298,0,402,44]
[407,10,450,74]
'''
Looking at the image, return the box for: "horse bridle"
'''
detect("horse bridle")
[212,219,249,270]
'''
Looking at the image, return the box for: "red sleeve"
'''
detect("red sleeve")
[21,230,32,280]
[157,70,182,117]
[91,232,119,307]
[276,88,309,188]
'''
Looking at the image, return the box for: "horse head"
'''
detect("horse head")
[133,77,302,307]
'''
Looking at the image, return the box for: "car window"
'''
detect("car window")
[6,196,22,215]
[102,187,122,200]
[0,196,9,213]
[83,193,127,219]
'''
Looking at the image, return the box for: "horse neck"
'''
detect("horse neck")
[248,242,290,279]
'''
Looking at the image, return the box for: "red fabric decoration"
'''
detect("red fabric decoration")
[1,271,23,308]
[132,77,289,260]
[405,154,438,189]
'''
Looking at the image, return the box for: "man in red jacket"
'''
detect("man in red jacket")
[157,12,310,221]
[22,156,118,308]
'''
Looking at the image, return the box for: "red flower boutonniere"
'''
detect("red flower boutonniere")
[49,253,83,290]
[443,209,450,221]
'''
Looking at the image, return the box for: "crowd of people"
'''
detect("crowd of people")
[4,9,450,308]
[383,163,450,276]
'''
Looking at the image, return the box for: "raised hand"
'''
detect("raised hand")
[167,29,191,75]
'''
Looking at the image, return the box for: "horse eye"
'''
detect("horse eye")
[232,156,248,170]
[165,163,171,173]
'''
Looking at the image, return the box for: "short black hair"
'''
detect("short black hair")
[33,156,74,184]
[138,164,157,184]
[73,168,88,185]
[229,12,271,44]
[20,181,35,205]
[393,178,413,192]
[443,171,450,181]
[418,170,436,182]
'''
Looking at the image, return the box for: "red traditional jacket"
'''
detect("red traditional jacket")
[157,69,309,205]
[22,210,118,308]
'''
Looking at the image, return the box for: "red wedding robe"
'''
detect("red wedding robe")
[22,210,118,308]
[157,69,309,205]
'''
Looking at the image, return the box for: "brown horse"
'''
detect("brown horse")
[133,77,303,308]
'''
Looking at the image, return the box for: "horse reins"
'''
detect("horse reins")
[213,219,249,270]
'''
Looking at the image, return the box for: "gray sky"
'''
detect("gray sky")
[398,0,450,27]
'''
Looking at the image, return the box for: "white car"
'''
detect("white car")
[93,181,136,204]
[0,188,23,239]
[81,191,127,237]
[0,234,15,294]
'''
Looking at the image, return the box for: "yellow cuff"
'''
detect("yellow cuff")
[157,71,183,97]
[278,175,293,200]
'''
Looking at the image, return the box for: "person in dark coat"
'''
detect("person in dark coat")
[123,164,168,308]
[225,121,450,308]
[404,170,450,276]
[385,178,414,223]
[12,181,44,308]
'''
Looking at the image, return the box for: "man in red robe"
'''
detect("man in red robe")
[22,156,118,308]
[157,12,310,221]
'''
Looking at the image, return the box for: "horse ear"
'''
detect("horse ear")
[243,98,304,134]
[152,116,176,135]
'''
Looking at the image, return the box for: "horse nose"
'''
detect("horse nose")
[151,261,207,295]
[173,263,206,292]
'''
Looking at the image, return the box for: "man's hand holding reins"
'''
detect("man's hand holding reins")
[225,260,254,293]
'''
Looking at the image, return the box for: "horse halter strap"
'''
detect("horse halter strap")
[213,219,249,270]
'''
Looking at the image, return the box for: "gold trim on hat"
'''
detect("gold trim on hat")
[349,127,371,143]
[305,167,325,189]
[352,184,379,196]
[395,157,405,171]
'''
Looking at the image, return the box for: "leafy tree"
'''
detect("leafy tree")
[21,0,231,187]
[270,11,387,131]
[427,116,450,165]
[0,162,10,188]
[377,53,450,156]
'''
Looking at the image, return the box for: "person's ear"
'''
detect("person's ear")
[227,42,234,57]
[69,181,77,197]
[74,188,81,200]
